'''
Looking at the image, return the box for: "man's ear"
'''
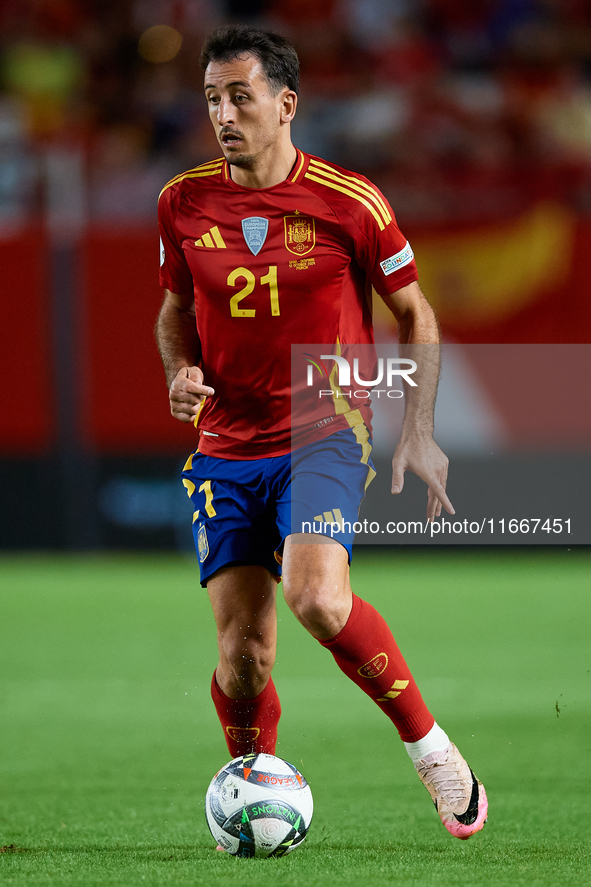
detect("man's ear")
[280,89,298,124]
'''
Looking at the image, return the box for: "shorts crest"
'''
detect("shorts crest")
[197,523,209,562]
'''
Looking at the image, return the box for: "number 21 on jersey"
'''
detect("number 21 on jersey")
[228,266,279,317]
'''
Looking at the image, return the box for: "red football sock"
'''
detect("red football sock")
[211,671,281,758]
[319,594,434,742]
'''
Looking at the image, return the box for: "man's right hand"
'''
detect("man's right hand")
[169,366,214,423]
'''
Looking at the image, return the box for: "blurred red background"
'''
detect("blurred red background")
[0,1,589,547]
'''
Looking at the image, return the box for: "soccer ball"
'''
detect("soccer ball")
[205,752,313,857]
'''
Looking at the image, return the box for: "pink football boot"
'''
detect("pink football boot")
[414,742,488,839]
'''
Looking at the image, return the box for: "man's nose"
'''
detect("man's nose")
[217,97,235,126]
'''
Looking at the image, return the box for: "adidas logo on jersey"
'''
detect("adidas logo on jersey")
[195,226,226,249]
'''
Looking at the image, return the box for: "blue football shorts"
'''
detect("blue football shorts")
[181,427,375,586]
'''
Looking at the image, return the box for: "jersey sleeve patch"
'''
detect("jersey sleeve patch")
[380,242,414,276]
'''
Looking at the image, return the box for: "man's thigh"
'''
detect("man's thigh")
[207,565,279,625]
[280,535,352,638]
[277,427,375,560]
[182,451,283,587]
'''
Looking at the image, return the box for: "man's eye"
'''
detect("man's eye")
[207,95,220,104]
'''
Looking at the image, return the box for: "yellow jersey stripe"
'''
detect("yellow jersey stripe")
[344,411,376,490]
[327,337,352,418]
[202,231,214,248]
[305,172,385,230]
[289,149,306,183]
[161,158,224,189]
[158,162,224,199]
[310,158,391,218]
[192,400,205,430]
[194,157,225,169]
[309,158,391,217]
[325,337,376,492]
[308,159,392,226]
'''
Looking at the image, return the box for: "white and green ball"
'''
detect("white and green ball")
[205,753,313,858]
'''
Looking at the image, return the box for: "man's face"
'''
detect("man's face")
[204,53,287,168]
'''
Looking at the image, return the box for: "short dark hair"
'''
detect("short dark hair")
[199,24,300,95]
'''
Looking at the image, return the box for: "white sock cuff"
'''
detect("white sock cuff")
[403,722,450,763]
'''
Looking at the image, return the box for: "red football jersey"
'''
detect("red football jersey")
[158,150,418,459]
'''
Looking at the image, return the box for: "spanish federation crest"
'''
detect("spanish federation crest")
[285,214,315,255]
[241,217,269,255]
[197,523,209,563]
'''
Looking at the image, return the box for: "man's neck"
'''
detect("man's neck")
[229,143,298,189]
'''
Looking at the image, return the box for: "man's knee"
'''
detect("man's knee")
[283,579,351,640]
[219,628,275,677]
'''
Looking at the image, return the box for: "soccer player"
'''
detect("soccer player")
[155,24,487,840]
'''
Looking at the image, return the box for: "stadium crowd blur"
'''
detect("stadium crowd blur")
[2,0,591,226]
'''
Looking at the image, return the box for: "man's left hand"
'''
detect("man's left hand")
[391,435,454,521]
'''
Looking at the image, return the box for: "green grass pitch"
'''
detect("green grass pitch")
[0,549,589,886]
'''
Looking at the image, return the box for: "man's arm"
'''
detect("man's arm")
[380,280,454,520]
[155,289,214,423]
